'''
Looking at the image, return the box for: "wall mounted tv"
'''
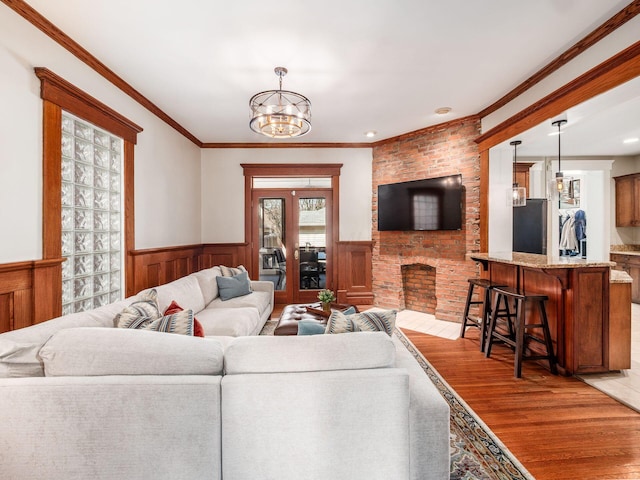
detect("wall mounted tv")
[377,174,463,231]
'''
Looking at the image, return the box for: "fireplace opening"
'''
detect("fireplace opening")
[401,264,436,315]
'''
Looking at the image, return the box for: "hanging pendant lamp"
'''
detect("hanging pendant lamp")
[249,67,312,139]
[510,140,526,207]
[552,119,567,193]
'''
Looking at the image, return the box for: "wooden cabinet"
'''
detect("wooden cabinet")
[610,252,640,303]
[514,162,534,193]
[614,173,640,227]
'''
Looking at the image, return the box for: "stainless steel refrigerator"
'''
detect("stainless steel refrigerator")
[513,198,547,255]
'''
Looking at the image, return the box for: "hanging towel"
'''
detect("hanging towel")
[560,212,578,251]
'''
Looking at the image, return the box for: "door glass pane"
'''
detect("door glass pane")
[259,198,286,291]
[298,197,326,290]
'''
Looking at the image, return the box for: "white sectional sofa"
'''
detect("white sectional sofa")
[0,266,450,480]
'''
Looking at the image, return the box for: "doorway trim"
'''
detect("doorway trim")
[241,163,342,288]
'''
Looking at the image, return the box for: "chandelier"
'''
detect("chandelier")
[249,67,311,139]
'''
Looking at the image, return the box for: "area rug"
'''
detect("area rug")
[260,320,534,480]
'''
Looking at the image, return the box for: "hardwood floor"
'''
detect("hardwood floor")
[404,327,640,480]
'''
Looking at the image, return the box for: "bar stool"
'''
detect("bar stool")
[460,278,505,352]
[485,286,558,378]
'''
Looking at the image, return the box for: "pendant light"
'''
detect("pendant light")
[249,67,311,138]
[552,119,567,193]
[510,140,526,207]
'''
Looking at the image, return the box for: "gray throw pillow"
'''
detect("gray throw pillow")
[297,320,326,336]
[216,271,252,301]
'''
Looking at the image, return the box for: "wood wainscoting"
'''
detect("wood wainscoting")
[0,241,372,332]
[336,241,373,305]
[0,259,64,334]
[127,244,203,297]
[128,243,250,297]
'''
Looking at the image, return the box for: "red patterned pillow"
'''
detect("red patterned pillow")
[165,300,205,337]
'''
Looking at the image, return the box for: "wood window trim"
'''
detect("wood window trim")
[37,67,142,297]
[241,163,342,285]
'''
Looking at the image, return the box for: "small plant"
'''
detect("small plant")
[317,289,335,304]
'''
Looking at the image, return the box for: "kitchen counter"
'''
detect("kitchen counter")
[469,252,614,269]
[469,252,631,374]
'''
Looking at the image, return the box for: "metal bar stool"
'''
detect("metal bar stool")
[485,286,558,378]
[460,278,505,352]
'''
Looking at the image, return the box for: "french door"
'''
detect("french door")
[252,188,333,305]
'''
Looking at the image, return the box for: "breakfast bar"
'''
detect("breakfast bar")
[470,252,632,375]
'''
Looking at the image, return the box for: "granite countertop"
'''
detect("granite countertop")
[611,269,633,284]
[610,245,640,256]
[469,252,615,269]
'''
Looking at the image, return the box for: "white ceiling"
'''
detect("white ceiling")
[24,0,635,147]
[495,75,640,157]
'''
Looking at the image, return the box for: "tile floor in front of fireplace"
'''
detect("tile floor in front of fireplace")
[390,305,640,413]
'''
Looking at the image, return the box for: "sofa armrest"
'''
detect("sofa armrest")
[250,280,274,313]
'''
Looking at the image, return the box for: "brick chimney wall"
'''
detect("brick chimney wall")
[372,116,481,322]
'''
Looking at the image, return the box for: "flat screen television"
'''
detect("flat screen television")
[377,174,463,231]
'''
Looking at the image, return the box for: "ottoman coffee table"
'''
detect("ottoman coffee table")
[273,302,358,336]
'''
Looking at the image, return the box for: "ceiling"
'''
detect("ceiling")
[495,75,640,157]
[22,0,635,146]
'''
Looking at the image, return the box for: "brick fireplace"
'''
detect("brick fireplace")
[401,264,436,314]
[372,116,481,322]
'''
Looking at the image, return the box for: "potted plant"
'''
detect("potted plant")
[317,289,336,313]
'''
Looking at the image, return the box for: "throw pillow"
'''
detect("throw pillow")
[297,320,326,336]
[325,309,397,336]
[220,265,247,277]
[114,289,161,329]
[165,300,205,337]
[138,309,195,336]
[216,271,252,301]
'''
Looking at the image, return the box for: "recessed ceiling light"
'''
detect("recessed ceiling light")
[434,107,452,115]
[623,137,639,144]
[365,130,377,138]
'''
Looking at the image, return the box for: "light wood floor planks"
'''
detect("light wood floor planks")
[404,327,640,480]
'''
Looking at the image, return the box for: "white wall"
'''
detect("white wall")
[200,148,373,243]
[0,7,201,262]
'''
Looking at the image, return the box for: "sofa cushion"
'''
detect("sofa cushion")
[165,300,204,337]
[207,289,271,315]
[39,327,224,376]
[196,307,261,337]
[220,265,247,277]
[191,266,222,305]
[0,298,132,378]
[325,309,397,336]
[224,332,395,374]
[142,275,206,314]
[216,272,252,301]
[114,289,161,328]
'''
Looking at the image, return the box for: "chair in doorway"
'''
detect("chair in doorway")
[299,250,320,289]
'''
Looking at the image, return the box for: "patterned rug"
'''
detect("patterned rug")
[259,320,534,480]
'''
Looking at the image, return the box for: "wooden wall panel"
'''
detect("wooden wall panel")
[129,245,202,295]
[336,241,373,304]
[0,259,64,333]
[200,244,249,273]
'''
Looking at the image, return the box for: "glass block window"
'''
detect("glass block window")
[61,112,124,315]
